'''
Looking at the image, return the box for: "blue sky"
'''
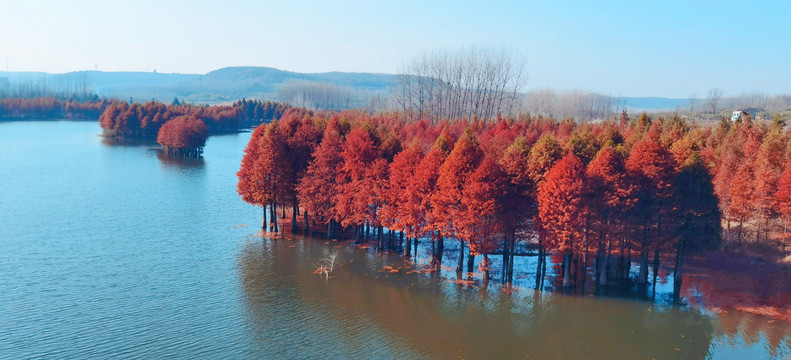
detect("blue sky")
[1,0,789,97]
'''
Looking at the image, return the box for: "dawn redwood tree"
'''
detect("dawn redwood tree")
[432,128,484,273]
[775,163,791,254]
[498,136,533,282]
[237,124,268,227]
[585,146,635,286]
[283,114,322,231]
[713,140,742,230]
[671,152,722,303]
[625,138,676,286]
[459,155,506,280]
[538,153,587,288]
[334,127,381,241]
[729,161,755,243]
[753,128,787,242]
[527,134,563,186]
[381,144,424,246]
[297,120,344,237]
[406,134,451,257]
[255,121,292,232]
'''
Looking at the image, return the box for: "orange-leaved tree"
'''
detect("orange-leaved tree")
[431,128,483,272]
[538,153,587,287]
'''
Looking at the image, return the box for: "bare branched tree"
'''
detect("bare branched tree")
[688,93,697,116]
[393,46,526,122]
[523,88,617,122]
[707,88,723,117]
[278,81,358,110]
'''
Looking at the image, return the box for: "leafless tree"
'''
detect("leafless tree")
[522,88,617,122]
[688,93,697,115]
[707,88,723,117]
[393,46,526,123]
[277,81,358,110]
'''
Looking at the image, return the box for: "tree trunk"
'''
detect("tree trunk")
[327,219,333,239]
[502,234,510,283]
[405,237,412,257]
[437,235,444,266]
[508,234,515,283]
[673,242,684,305]
[376,226,384,251]
[467,248,475,274]
[304,210,309,235]
[261,206,267,229]
[536,246,544,290]
[652,248,660,299]
[598,250,608,286]
[271,202,279,232]
[483,253,489,280]
[638,250,648,285]
[563,253,572,288]
[457,241,465,273]
[291,199,298,233]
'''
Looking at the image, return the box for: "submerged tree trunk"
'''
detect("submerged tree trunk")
[436,235,445,267]
[535,246,543,290]
[467,248,475,274]
[483,253,490,280]
[673,242,684,305]
[377,226,383,251]
[507,235,515,283]
[304,210,309,234]
[562,253,572,288]
[652,248,660,299]
[502,234,510,283]
[291,199,298,233]
[271,202,279,232]
[638,250,649,285]
[457,240,465,273]
[599,240,609,286]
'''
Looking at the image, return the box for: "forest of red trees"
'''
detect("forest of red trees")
[99,98,289,139]
[237,109,790,300]
[0,97,122,120]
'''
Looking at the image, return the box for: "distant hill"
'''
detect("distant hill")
[0,67,398,104]
[1,67,693,110]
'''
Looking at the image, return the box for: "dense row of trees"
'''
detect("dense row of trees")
[235,108,791,301]
[0,97,120,119]
[99,99,289,139]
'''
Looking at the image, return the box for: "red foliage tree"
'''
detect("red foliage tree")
[431,128,484,272]
[297,120,344,237]
[156,115,209,156]
[334,127,382,240]
[459,155,506,279]
[625,138,676,285]
[237,124,268,226]
[538,153,587,287]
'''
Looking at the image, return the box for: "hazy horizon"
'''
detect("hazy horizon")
[2,0,790,98]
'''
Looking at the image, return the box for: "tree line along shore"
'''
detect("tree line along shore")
[236,107,791,301]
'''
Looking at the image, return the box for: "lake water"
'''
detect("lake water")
[1,121,789,359]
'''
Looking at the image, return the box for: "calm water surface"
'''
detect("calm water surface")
[0,121,789,359]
